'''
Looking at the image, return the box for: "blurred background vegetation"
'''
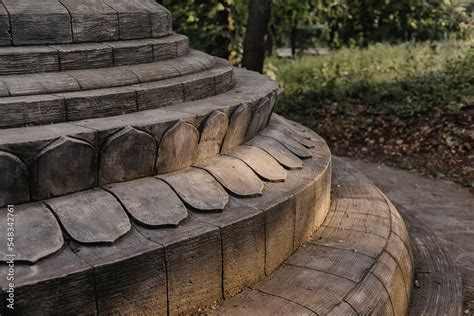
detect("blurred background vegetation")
[161,0,472,61]
[160,0,473,187]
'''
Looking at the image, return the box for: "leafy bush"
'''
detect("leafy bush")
[160,0,472,62]
[267,40,473,186]
[268,40,473,119]
[159,0,247,62]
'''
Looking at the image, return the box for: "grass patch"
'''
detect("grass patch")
[266,40,473,186]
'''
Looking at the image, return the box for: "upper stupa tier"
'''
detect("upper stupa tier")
[0,1,238,128]
[0,0,172,46]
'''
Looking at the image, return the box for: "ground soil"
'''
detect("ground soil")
[282,102,473,189]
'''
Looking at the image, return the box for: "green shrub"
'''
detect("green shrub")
[267,40,473,120]
[159,0,471,62]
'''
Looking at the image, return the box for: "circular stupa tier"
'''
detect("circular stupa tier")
[0,0,172,46]
[0,1,415,315]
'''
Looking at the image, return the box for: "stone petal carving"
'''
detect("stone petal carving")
[260,129,312,159]
[107,177,188,227]
[46,189,131,244]
[267,124,316,149]
[226,145,287,182]
[221,104,252,152]
[99,126,156,185]
[196,155,264,197]
[247,136,303,170]
[271,113,323,142]
[0,203,63,263]
[156,120,199,174]
[196,110,229,162]
[31,136,97,200]
[159,167,229,211]
[0,151,29,207]
[245,94,274,141]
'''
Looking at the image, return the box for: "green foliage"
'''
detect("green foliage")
[160,0,471,61]
[267,40,473,119]
[322,0,472,48]
[159,0,247,62]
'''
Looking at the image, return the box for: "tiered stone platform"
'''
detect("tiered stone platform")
[214,158,414,315]
[0,1,418,315]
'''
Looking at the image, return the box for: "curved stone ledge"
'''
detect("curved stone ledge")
[0,0,172,47]
[0,119,332,315]
[0,33,189,75]
[214,157,414,316]
[0,68,278,207]
[0,58,233,128]
[0,49,209,98]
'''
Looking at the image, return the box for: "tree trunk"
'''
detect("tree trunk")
[290,26,297,59]
[242,0,271,73]
[215,0,232,59]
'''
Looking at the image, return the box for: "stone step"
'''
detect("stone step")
[0,55,235,128]
[0,0,172,46]
[0,33,189,75]
[398,204,464,315]
[0,68,281,207]
[213,157,415,315]
[0,49,213,97]
[0,119,332,315]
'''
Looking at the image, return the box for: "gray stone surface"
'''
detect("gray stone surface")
[103,0,152,40]
[271,113,325,144]
[192,199,265,298]
[105,40,153,66]
[99,126,156,185]
[221,103,253,152]
[0,246,96,315]
[68,67,138,90]
[46,188,131,244]
[197,155,264,197]
[260,128,312,158]
[0,122,96,164]
[183,71,217,101]
[0,34,189,76]
[0,4,10,46]
[106,177,188,227]
[0,46,59,75]
[59,0,119,43]
[213,289,317,316]
[31,136,97,200]
[268,123,316,148]
[213,65,235,95]
[247,135,303,170]
[156,120,199,174]
[196,110,229,162]
[159,167,229,211]
[0,94,66,128]
[245,94,274,141]
[135,79,184,111]
[70,228,167,315]
[263,197,296,274]
[136,215,223,315]
[141,0,172,38]
[215,156,412,316]
[0,202,63,263]
[345,157,474,312]
[4,0,72,45]
[1,72,81,96]
[62,87,138,121]
[226,145,287,182]
[0,151,29,207]
[52,43,114,70]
